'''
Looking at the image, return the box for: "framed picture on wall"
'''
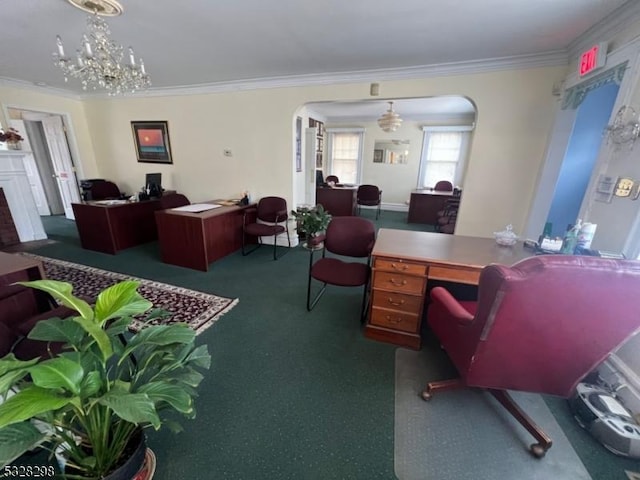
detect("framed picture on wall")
[131,121,173,164]
[295,117,302,172]
[594,174,616,203]
[373,149,384,163]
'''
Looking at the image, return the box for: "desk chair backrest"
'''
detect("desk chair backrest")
[91,180,121,200]
[257,196,288,223]
[460,255,640,397]
[160,193,190,209]
[325,216,375,258]
[434,180,453,191]
[325,175,339,185]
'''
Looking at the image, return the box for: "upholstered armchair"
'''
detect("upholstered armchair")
[422,255,640,458]
[242,196,290,260]
[356,184,382,220]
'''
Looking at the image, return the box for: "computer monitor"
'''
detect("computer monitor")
[145,172,162,197]
[315,170,325,187]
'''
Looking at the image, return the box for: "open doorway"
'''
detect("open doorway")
[7,109,81,220]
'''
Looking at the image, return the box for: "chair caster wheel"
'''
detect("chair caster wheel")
[421,390,432,401]
[530,443,546,458]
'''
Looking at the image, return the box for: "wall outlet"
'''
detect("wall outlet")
[223,149,233,157]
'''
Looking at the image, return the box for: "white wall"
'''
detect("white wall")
[1,64,566,238]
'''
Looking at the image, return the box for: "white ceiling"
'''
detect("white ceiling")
[0,0,640,118]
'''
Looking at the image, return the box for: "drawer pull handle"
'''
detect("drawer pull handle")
[385,315,403,324]
[391,263,408,271]
[387,298,405,306]
[388,278,407,287]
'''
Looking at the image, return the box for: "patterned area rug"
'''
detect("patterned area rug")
[20,253,238,335]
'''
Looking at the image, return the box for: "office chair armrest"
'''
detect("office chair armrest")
[275,209,288,223]
[430,287,474,325]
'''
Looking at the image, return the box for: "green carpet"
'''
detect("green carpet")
[18,211,639,479]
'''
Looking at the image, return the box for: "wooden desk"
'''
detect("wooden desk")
[155,202,256,271]
[365,229,533,349]
[316,187,357,216]
[407,189,454,224]
[0,251,44,283]
[72,199,163,254]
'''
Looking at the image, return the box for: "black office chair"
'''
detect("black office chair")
[242,196,291,260]
[356,185,382,220]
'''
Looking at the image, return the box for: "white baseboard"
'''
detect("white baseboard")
[380,202,409,212]
[257,220,299,247]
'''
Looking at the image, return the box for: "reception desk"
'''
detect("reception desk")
[155,202,256,271]
[407,189,454,224]
[316,186,357,216]
[72,199,163,254]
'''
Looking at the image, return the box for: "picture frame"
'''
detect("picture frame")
[373,149,384,163]
[131,121,173,164]
[594,174,616,203]
[295,117,302,172]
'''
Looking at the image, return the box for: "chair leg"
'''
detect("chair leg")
[307,277,327,311]
[242,231,261,256]
[376,204,380,220]
[272,230,292,260]
[360,281,371,323]
[421,378,463,401]
[488,389,553,458]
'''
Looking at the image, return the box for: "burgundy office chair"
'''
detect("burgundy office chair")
[307,216,376,319]
[325,175,339,185]
[356,184,382,220]
[90,180,122,200]
[434,180,454,192]
[422,255,640,458]
[242,196,291,260]
[159,193,190,209]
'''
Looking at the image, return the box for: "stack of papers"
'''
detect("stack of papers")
[171,203,222,213]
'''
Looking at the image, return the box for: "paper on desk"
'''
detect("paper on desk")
[171,203,222,213]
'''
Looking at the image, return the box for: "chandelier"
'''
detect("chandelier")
[603,105,640,150]
[377,101,403,132]
[52,0,150,95]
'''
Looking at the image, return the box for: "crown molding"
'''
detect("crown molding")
[0,77,81,100]
[568,1,640,60]
[3,50,569,100]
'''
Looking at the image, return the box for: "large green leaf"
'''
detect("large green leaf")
[0,422,47,467]
[0,387,74,428]
[80,370,102,398]
[98,391,160,429]
[137,382,193,414]
[172,370,205,388]
[72,316,113,361]
[122,324,195,360]
[0,370,29,396]
[185,345,211,369]
[19,280,93,320]
[0,354,39,377]
[29,357,84,395]
[28,317,85,346]
[94,281,152,325]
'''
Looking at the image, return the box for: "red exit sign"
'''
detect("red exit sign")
[579,42,607,76]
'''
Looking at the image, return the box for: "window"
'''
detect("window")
[326,129,364,185]
[418,126,473,189]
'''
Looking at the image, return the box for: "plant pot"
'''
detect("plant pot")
[61,429,147,480]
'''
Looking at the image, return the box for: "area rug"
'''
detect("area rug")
[20,253,238,335]
[395,347,592,480]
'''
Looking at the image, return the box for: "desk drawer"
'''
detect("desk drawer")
[370,307,419,333]
[428,266,481,285]
[374,258,426,275]
[372,290,422,314]
[374,271,426,294]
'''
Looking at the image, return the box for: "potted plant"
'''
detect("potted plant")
[0,128,24,150]
[291,204,332,245]
[0,279,210,479]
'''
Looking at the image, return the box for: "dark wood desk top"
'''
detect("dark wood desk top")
[373,228,532,270]
[0,251,44,279]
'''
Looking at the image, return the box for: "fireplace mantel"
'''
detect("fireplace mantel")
[0,151,46,242]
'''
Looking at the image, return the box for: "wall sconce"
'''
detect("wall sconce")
[603,105,640,149]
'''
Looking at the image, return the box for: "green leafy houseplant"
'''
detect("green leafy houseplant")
[291,204,332,241]
[0,280,210,479]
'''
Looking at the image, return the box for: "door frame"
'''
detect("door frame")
[524,37,640,241]
[1,103,85,213]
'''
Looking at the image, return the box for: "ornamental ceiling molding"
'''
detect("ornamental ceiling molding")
[561,61,628,110]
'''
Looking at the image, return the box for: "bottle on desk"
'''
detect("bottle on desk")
[560,219,582,254]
